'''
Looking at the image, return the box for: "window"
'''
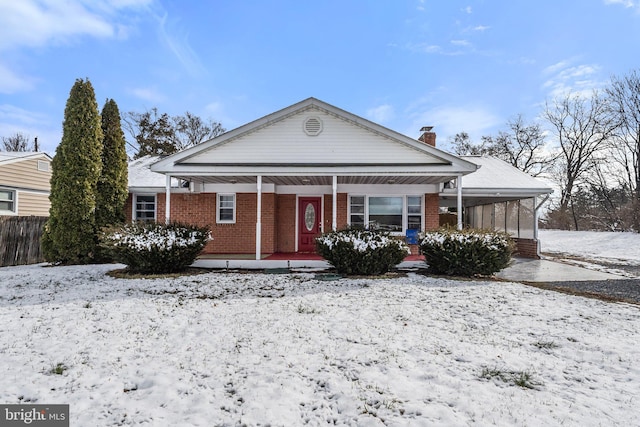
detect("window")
[369,197,403,231]
[349,195,423,233]
[0,189,16,213]
[349,196,365,228]
[407,196,422,230]
[217,193,236,223]
[134,194,156,222]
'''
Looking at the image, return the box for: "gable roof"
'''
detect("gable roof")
[151,98,478,182]
[128,155,179,189]
[440,155,553,207]
[0,152,52,166]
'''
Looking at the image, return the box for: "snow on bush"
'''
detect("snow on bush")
[316,228,409,275]
[420,228,514,277]
[100,221,211,274]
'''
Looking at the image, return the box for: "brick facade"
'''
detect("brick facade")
[127,190,443,255]
[514,238,539,259]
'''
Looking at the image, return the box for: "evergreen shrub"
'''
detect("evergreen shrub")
[419,228,515,277]
[316,228,409,275]
[100,222,211,274]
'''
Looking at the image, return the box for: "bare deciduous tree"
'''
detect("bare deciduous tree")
[123,109,225,158]
[483,115,556,177]
[2,132,32,151]
[448,116,556,177]
[606,69,640,230]
[543,90,618,230]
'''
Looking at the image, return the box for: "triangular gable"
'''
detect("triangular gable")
[0,152,52,166]
[152,98,477,173]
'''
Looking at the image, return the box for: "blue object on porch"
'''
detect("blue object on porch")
[406,229,419,244]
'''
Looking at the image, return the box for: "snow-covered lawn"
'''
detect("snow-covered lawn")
[1,260,639,426]
[540,229,640,266]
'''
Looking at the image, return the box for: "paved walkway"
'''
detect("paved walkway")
[193,256,629,283]
[496,257,628,282]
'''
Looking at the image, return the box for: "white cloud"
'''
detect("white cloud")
[0,0,152,51]
[603,0,635,7]
[0,63,36,94]
[366,104,395,123]
[450,39,471,47]
[129,87,166,103]
[462,6,473,14]
[407,104,502,147]
[152,10,206,77]
[472,25,490,32]
[0,104,59,153]
[542,60,603,98]
[0,0,153,93]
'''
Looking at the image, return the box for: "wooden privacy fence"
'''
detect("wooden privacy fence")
[0,216,48,267]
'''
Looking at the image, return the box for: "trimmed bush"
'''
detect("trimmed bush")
[419,228,514,277]
[100,221,211,274]
[316,228,409,275]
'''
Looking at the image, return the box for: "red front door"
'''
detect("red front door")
[298,197,321,252]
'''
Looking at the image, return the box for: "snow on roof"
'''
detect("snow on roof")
[128,155,179,188]
[459,155,552,192]
[0,151,52,164]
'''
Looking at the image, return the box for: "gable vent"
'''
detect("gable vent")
[303,116,323,136]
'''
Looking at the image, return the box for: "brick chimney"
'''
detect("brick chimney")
[418,126,436,147]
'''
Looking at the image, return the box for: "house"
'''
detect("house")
[0,152,53,217]
[126,98,552,259]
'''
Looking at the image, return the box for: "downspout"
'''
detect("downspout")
[165,174,171,224]
[456,174,463,230]
[332,176,338,231]
[256,176,262,260]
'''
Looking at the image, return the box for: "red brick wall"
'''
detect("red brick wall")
[152,192,276,254]
[124,194,133,221]
[515,238,539,259]
[276,194,296,252]
[322,193,348,231]
[425,193,440,230]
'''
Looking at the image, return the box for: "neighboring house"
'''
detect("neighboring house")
[127,98,552,258]
[0,152,52,217]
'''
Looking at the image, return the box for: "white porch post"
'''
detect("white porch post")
[456,174,463,230]
[165,174,171,224]
[332,175,338,231]
[255,175,262,260]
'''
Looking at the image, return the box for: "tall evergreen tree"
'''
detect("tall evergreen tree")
[42,78,103,264]
[96,98,128,229]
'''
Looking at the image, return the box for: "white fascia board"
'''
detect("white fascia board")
[129,186,190,193]
[153,164,477,177]
[441,187,553,198]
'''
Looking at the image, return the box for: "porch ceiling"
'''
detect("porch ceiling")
[172,175,452,186]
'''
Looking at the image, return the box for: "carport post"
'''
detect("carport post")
[456,174,463,230]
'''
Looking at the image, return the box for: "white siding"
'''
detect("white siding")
[182,109,448,166]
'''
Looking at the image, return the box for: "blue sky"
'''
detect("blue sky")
[1,0,639,155]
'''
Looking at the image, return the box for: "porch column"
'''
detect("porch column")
[165,174,171,224]
[255,175,262,260]
[456,174,463,230]
[332,175,338,231]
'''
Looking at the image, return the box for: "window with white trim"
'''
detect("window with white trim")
[217,193,236,223]
[0,189,16,214]
[349,195,423,232]
[134,194,156,222]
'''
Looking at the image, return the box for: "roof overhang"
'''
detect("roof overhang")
[440,187,554,207]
